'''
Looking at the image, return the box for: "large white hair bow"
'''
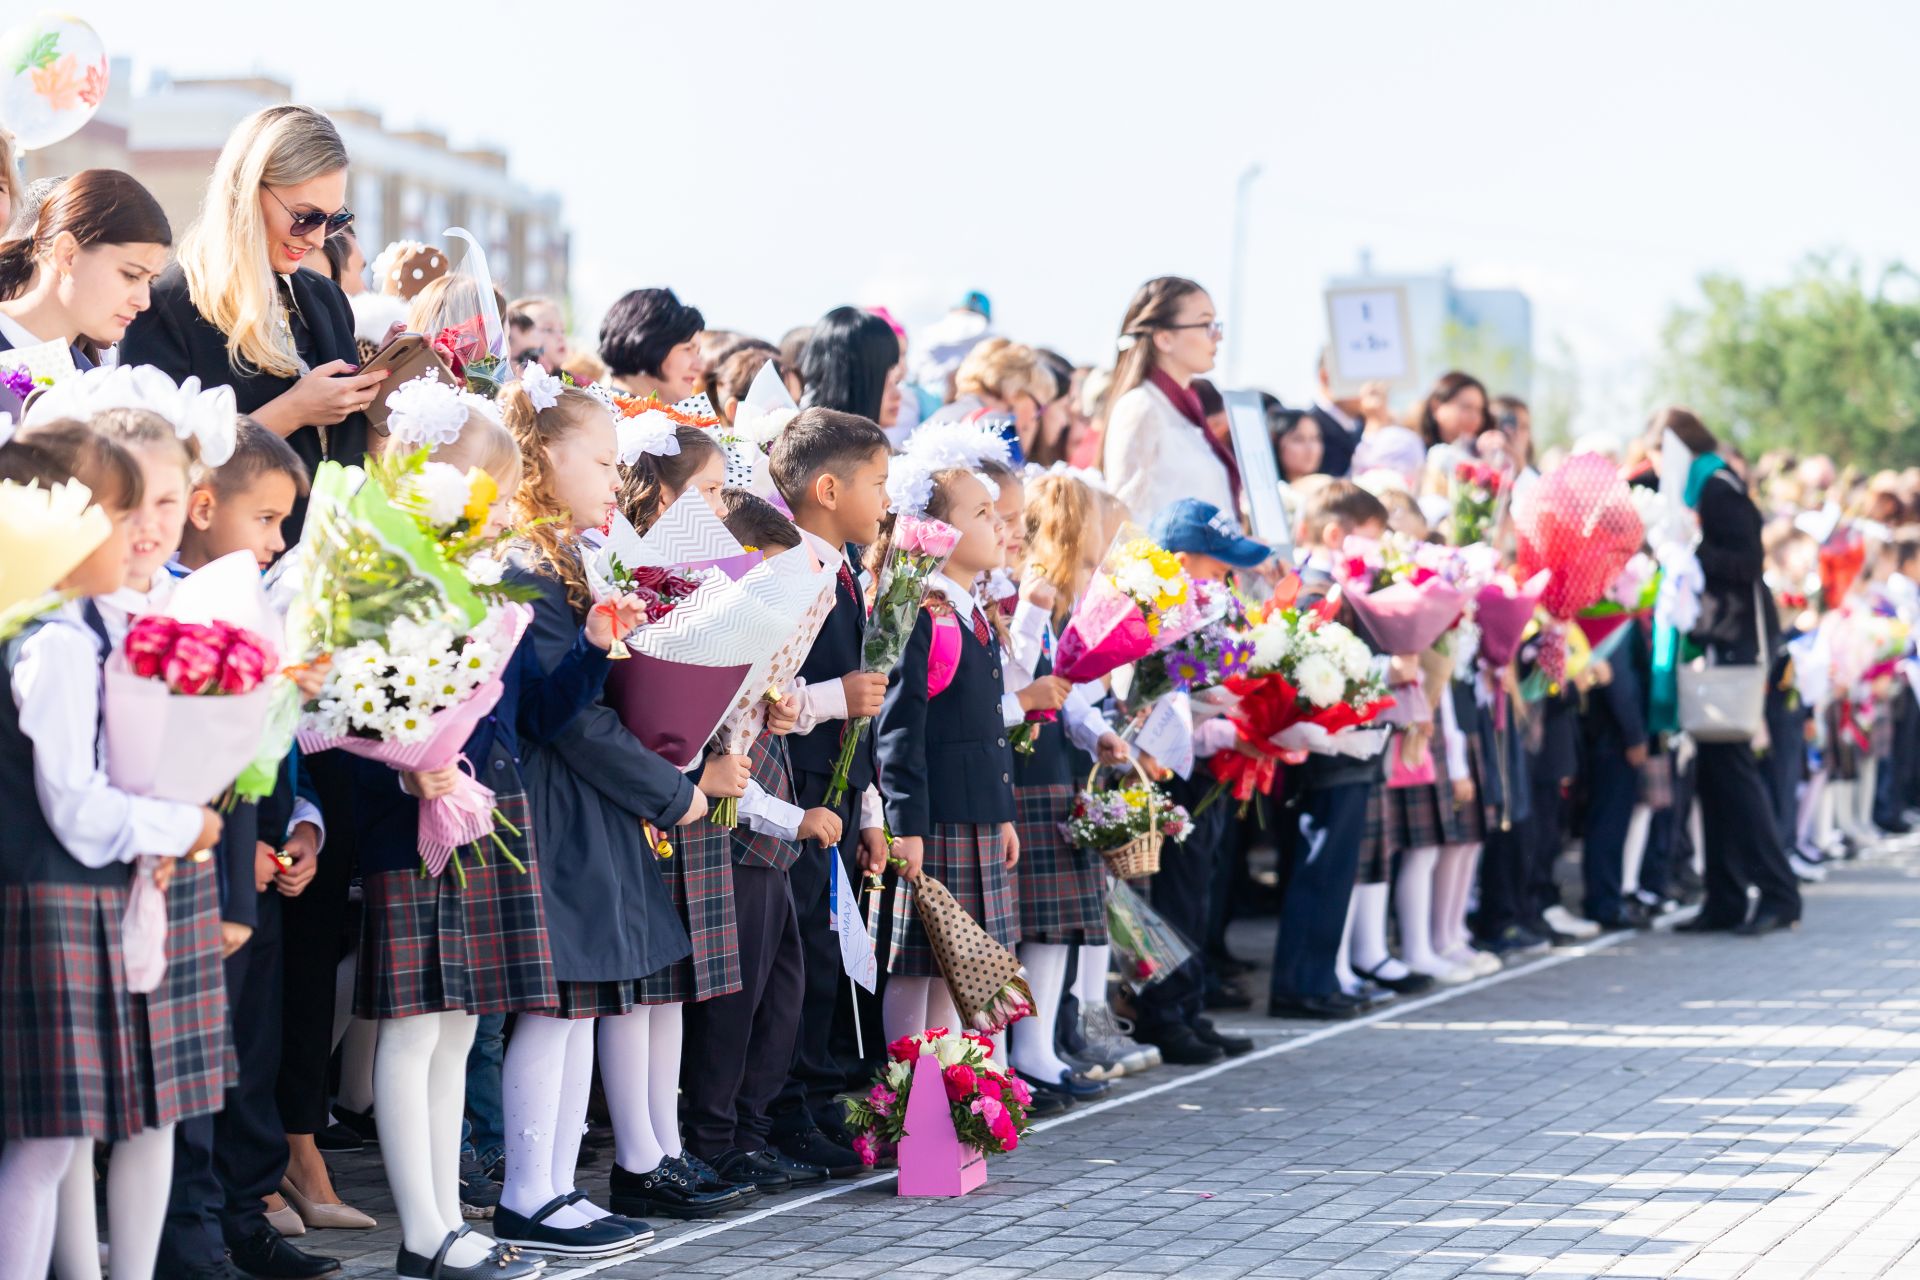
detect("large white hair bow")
[520,361,564,412]
[25,364,237,466]
[383,373,471,450]
[617,409,681,466]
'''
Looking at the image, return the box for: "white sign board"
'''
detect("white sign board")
[1324,285,1417,395]
[1222,389,1293,555]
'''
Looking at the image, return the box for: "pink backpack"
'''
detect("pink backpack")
[927,609,963,697]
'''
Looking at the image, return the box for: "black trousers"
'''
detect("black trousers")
[1268,781,1367,1002]
[683,861,805,1160]
[1133,773,1224,1035]
[1763,706,1808,851]
[1581,740,1637,924]
[216,890,287,1243]
[770,775,869,1139]
[1474,816,1532,939]
[1524,773,1566,925]
[1695,740,1802,925]
[275,776,357,1134]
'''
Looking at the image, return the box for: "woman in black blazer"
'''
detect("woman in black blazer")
[1653,407,1802,937]
[119,104,388,544]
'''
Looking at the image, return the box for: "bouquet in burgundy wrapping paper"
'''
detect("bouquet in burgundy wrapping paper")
[1474,570,1552,668]
[297,605,533,881]
[583,499,749,657]
[706,542,840,826]
[1513,452,1646,621]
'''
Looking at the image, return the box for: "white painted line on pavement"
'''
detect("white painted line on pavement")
[549,928,1636,1276]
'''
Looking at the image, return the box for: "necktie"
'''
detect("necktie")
[970,608,991,648]
[837,562,862,615]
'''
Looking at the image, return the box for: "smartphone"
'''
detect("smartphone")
[360,333,458,434]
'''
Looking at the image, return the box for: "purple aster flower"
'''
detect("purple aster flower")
[0,365,33,401]
[1167,650,1207,690]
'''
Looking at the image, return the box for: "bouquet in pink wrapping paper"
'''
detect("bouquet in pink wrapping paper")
[298,605,533,880]
[102,551,281,992]
[1336,536,1467,657]
[705,542,840,826]
[1052,533,1196,683]
[1474,570,1552,667]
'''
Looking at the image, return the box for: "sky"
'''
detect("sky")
[33,0,1920,431]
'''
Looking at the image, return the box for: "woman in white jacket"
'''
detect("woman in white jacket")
[1098,277,1239,527]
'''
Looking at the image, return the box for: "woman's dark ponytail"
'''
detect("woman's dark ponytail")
[0,235,37,301]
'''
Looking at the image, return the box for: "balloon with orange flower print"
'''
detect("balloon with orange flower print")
[0,14,109,152]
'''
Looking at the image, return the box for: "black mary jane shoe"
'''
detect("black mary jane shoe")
[396,1225,545,1279]
[1356,962,1435,996]
[492,1195,637,1259]
[610,1157,746,1219]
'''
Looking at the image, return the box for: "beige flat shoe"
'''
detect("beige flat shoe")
[280,1176,377,1230]
[263,1202,306,1237]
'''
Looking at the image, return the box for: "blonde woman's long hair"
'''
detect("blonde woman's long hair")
[176,105,348,379]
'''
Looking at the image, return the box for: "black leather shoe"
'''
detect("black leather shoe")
[677,1151,759,1204]
[1267,993,1363,1021]
[1734,911,1799,937]
[329,1106,377,1145]
[1018,1068,1110,1103]
[397,1225,544,1279]
[760,1145,830,1186]
[312,1121,362,1153]
[1141,1028,1226,1065]
[226,1228,340,1279]
[712,1146,792,1193]
[775,1127,866,1178]
[1673,915,1740,934]
[609,1157,740,1220]
[1202,982,1254,1011]
[1023,1085,1071,1117]
[1356,963,1434,996]
[493,1194,637,1257]
[1191,1017,1254,1058]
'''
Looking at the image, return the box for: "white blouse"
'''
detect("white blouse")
[1100,381,1233,526]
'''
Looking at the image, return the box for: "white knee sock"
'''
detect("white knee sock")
[3,1137,84,1280]
[598,1007,665,1175]
[1348,882,1407,979]
[337,1017,379,1116]
[648,1005,684,1160]
[881,976,931,1046]
[1622,805,1651,895]
[51,1138,99,1280]
[501,1012,590,1227]
[925,980,961,1040]
[1395,847,1450,975]
[1074,944,1110,1010]
[377,1014,489,1264]
[550,1017,603,1220]
[428,1013,478,1250]
[1011,943,1073,1083]
[102,1123,177,1280]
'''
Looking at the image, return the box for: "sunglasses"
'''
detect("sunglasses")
[265,185,355,239]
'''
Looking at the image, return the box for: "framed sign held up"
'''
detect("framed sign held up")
[1223,389,1293,559]
[1324,284,1418,396]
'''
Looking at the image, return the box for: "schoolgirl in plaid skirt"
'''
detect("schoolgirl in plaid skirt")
[1,599,218,1280]
[874,481,1023,1044]
[633,807,742,1005]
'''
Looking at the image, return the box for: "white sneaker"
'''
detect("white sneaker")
[1788,852,1828,883]
[1450,946,1502,976]
[1543,905,1602,940]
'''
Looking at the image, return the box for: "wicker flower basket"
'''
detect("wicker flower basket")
[1087,759,1165,879]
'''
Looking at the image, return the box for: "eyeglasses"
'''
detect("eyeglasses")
[1164,321,1225,340]
[264,186,355,239]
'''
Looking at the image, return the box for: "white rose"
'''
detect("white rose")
[886,1059,911,1089]
[933,1035,965,1068]
[1294,654,1345,708]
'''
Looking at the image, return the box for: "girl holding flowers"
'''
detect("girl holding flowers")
[873,458,1024,1050]
[492,381,703,1261]
[0,424,224,1280]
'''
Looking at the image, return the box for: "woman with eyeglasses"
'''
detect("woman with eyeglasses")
[1097,276,1241,528]
[121,104,386,543]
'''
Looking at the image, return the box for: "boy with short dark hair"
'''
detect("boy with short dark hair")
[762,408,892,1172]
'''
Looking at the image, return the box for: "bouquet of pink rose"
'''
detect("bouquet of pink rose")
[844,1028,1035,1166]
[824,513,961,806]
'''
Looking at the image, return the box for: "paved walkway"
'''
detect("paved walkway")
[321,842,1920,1279]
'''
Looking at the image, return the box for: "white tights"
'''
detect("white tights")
[598,1003,683,1178]
[1432,843,1480,962]
[502,1013,601,1229]
[1011,943,1073,1083]
[375,1011,488,1267]
[51,1123,175,1280]
[881,976,960,1049]
[1348,882,1408,981]
[1074,943,1109,1011]
[0,1137,84,1280]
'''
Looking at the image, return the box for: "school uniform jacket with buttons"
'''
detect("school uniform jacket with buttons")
[876,577,1017,837]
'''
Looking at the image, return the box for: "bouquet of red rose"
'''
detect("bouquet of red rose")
[844,1028,1035,1166]
[1450,459,1506,546]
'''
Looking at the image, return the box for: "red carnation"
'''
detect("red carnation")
[124,615,178,679]
[942,1063,978,1101]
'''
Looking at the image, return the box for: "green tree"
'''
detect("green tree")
[1658,254,1920,464]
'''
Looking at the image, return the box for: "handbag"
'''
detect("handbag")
[1677,581,1768,743]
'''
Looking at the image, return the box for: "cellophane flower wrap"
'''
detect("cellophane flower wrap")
[844,1029,1033,1165]
[824,513,960,806]
[1106,878,1195,991]
[0,476,110,643]
[1207,600,1394,803]
[1061,782,1191,851]
[1123,579,1252,708]
[1052,532,1198,683]
[288,450,534,877]
[583,503,742,658]
[1450,459,1506,546]
[102,552,281,995]
[1513,451,1645,622]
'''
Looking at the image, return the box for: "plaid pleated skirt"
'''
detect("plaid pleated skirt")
[1357,785,1391,885]
[355,790,558,1019]
[1013,784,1108,944]
[130,857,232,1129]
[635,815,741,1005]
[886,823,1017,978]
[1384,735,1487,850]
[1,882,144,1141]
[549,978,635,1019]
